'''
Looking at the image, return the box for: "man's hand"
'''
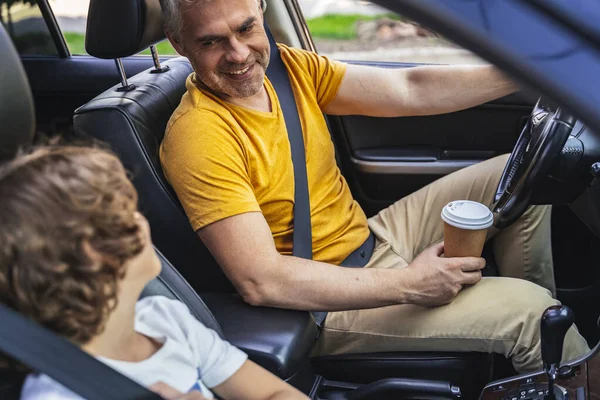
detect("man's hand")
[400,242,485,307]
[150,382,208,400]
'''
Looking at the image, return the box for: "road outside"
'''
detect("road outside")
[40,0,483,64]
[298,0,483,64]
[300,0,389,18]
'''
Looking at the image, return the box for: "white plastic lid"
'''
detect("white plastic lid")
[441,200,493,230]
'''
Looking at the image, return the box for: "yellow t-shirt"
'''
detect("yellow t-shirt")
[160,44,369,264]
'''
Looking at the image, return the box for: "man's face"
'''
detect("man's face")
[171,0,270,101]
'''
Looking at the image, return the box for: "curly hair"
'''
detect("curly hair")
[0,146,144,346]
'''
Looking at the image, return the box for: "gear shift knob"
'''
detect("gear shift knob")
[541,305,574,399]
[541,305,574,370]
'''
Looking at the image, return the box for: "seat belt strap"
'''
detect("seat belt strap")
[265,26,330,326]
[0,303,161,400]
[265,25,313,261]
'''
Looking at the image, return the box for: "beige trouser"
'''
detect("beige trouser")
[313,154,590,372]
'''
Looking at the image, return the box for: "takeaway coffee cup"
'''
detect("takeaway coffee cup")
[441,200,493,258]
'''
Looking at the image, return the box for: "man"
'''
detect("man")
[158,0,590,372]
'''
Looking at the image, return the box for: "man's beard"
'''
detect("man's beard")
[199,48,270,99]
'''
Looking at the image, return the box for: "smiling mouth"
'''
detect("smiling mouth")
[226,65,251,75]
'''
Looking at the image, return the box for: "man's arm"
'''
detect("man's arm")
[198,212,485,311]
[324,64,517,117]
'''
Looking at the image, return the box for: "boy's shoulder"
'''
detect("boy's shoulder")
[134,296,201,339]
[135,295,190,318]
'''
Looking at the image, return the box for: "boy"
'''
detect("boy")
[0,146,308,400]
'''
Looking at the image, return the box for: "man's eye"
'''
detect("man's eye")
[201,40,216,48]
[240,24,254,34]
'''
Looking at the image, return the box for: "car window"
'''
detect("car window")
[299,0,485,64]
[50,0,178,56]
[1,0,58,55]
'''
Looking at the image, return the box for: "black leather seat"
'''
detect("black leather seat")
[73,56,233,293]
[74,0,502,396]
[0,19,35,161]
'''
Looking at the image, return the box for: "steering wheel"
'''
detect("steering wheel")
[493,97,576,229]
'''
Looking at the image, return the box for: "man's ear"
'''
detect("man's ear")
[165,31,185,57]
[261,0,267,13]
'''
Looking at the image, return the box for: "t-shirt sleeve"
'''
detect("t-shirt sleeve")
[278,44,348,110]
[20,374,84,400]
[160,109,262,230]
[136,297,247,389]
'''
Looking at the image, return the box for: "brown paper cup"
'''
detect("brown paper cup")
[443,222,488,258]
[441,200,493,258]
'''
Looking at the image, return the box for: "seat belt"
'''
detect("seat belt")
[0,303,161,400]
[265,26,331,326]
[265,25,380,326]
[265,26,313,261]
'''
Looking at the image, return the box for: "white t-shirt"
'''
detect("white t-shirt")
[19,296,248,399]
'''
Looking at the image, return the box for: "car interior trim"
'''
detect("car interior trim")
[351,157,479,175]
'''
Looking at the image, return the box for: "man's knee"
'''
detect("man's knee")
[494,278,589,372]
[497,278,557,329]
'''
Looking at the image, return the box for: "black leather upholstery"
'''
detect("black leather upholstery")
[86,0,166,59]
[73,58,233,293]
[202,293,319,379]
[0,23,35,162]
[143,248,318,380]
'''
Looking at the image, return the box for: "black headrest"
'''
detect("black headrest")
[85,0,166,59]
[0,23,35,162]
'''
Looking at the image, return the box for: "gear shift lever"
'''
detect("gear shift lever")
[540,305,574,399]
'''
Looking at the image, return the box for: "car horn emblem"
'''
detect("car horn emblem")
[532,111,549,126]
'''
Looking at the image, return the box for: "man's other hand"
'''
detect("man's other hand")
[401,242,485,307]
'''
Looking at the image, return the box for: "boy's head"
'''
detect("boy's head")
[0,146,161,345]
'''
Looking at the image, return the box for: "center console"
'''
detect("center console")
[480,346,599,400]
[479,307,600,400]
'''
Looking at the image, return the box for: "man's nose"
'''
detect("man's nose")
[225,37,250,64]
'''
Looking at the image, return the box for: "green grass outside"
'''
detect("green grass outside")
[306,13,402,40]
[63,32,179,56]
[62,32,85,55]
